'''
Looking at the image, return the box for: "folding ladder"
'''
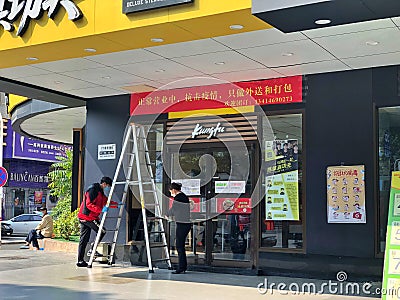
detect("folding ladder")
[88,123,172,273]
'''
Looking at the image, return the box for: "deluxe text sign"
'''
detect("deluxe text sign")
[123,0,193,14]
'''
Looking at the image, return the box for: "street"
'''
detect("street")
[0,246,381,300]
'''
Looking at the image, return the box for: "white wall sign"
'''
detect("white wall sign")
[172,178,200,196]
[98,144,116,160]
[215,181,246,194]
[0,0,83,37]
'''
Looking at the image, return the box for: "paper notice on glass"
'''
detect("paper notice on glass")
[172,179,201,195]
[265,139,300,221]
[215,181,246,194]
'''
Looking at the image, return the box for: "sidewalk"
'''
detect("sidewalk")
[0,246,381,300]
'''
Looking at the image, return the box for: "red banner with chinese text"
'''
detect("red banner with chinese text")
[216,198,252,215]
[130,76,302,115]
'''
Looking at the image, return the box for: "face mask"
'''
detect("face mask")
[39,212,44,217]
[104,186,111,195]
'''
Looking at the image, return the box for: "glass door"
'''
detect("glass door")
[168,144,256,266]
[208,148,254,264]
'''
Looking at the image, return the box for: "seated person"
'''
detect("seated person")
[20,207,53,250]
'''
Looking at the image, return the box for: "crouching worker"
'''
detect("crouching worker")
[20,207,53,250]
[76,176,112,268]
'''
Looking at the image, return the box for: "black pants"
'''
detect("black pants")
[77,219,106,262]
[26,229,44,249]
[175,223,191,271]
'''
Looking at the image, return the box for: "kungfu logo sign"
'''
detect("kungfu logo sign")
[191,123,225,139]
[0,0,82,37]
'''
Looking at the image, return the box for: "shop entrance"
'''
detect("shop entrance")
[167,143,257,267]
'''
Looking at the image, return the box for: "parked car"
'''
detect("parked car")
[1,214,42,235]
[1,223,13,236]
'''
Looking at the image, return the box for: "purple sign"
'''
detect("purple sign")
[4,121,72,162]
[8,160,51,188]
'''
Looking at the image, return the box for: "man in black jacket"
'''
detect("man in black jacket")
[166,182,191,274]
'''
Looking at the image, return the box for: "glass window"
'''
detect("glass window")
[378,107,400,253]
[146,124,164,212]
[261,113,303,249]
[13,215,30,222]
[32,215,42,221]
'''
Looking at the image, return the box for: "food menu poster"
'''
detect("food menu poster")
[326,165,366,223]
[216,198,252,215]
[172,179,200,196]
[382,171,400,300]
[265,139,300,221]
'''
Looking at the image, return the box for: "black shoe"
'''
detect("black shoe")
[76,261,88,267]
[172,270,186,274]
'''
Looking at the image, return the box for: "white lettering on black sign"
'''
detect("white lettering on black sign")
[191,123,225,139]
[0,0,82,37]
[123,0,193,14]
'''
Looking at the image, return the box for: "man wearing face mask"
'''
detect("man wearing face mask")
[20,207,53,250]
[76,176,112,267]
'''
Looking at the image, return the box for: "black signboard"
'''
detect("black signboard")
[123,0,194,14]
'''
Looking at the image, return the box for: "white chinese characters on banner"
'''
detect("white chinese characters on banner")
[172,179,200,196]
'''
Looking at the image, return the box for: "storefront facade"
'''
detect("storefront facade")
[82,65,399,277]
[0,0,399,279]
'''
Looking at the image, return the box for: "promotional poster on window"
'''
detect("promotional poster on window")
[265,139,300,221]
[172,179,200,195]
[326,165,366,223]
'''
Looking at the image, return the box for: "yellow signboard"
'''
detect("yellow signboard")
[383,171,400,299]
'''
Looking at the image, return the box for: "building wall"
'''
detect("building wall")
[84,95,130,243]
[305,69,375,257]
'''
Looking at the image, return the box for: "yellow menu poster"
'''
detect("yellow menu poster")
[326,165,366,223]
[265,139,299,221]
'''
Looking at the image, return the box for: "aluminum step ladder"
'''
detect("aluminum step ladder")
[88,123,172,272]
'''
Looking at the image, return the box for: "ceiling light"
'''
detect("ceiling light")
[151,38,164,43]
[84,48,97,53]
[366,41,379,46]
[155,69,165,73]
[230,24,244,30]
[215,62,225,65]
[282,52,294,57]
[102,76,112,79]
[54,81,63,84]
[315,19,331,25]
[26,57,38,61]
